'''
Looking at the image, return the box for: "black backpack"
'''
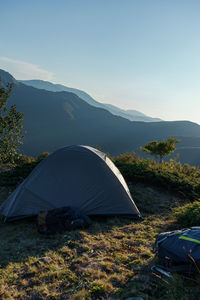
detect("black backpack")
[37,206,92,234]
[154,227,200,274]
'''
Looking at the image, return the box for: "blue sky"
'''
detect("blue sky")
[1,0,200,123]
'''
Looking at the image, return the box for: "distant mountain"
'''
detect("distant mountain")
[1,69,200,166]
[20,79,162,122]
[173,136,200,167]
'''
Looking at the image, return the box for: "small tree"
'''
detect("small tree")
[140,137,180,163]
[0,79,24,164]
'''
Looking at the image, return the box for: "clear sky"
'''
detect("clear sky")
[1,0,200,123]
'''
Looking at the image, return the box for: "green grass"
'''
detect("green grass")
[114,157,200,201]
[173,201,200,227]
[0,155,200,299]
[0,181,199,299]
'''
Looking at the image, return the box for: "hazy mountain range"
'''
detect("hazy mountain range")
[1,69,200,166]
[20,79,162,122]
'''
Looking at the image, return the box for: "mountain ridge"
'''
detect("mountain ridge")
[19,79,162,122]
[1,69,200,166]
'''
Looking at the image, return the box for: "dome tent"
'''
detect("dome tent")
[0,145,140,221]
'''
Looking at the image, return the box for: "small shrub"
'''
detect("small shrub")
[173,201,200,227]
[113,152,138,163]
[0,152,50,187]
[37,152,50,161]
[14,154,36,166]
[116,157,200,201]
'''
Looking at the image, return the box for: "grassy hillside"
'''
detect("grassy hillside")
[0,155,200,299]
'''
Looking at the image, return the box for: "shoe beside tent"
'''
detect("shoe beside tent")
[0,145,140,221]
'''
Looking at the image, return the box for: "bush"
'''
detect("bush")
[115,157,200,201]
[14,154,36,166]
[173,201,200,227]
[113,152,138,163]
[0,152,50,187]
[37,152,50,161]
